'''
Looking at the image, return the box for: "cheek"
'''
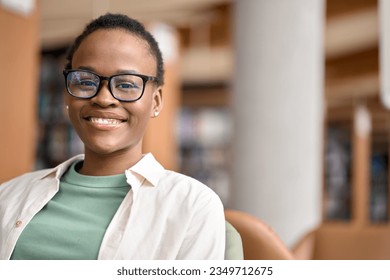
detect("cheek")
[125,96,154,120]
[129,106,152,129]
[66,102,83,128]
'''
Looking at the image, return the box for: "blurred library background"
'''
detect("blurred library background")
[3,0,390,259]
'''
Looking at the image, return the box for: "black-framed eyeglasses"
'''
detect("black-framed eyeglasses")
[63,69,158,102]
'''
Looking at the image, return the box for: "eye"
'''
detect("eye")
[113,76,143,92]
[116,82,139,89]
[73,79,98,93]
[78,80,97,87]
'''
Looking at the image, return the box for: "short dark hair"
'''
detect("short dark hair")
[64,13,164,86]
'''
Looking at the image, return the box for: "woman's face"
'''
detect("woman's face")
[66,29,162,158]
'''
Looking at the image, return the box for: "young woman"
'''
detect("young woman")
[0,13,225,260]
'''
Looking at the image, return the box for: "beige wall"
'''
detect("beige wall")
[0,6,40,182]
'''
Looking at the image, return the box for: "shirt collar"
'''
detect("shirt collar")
[125,153,165,201]
[125,153,165,187]
[39,154,85,180]
[37,153,165,190]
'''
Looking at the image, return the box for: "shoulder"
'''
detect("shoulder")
[158,170,223,207]
[160,169,213,192]
[0,154,84,192]
[0,169,53,201]
[1,169,52,188]
[131,153,224,211]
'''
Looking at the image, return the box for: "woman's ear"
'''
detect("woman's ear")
[151,87,163,118]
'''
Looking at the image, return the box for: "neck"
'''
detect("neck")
[79,149,143,176]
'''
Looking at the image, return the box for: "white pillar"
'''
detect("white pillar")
[231,0,325,247]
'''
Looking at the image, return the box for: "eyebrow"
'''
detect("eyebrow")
[76,66,139,75]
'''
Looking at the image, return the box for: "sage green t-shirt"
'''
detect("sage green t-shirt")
[11,161,130,260]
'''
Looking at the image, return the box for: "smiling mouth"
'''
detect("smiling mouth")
[86,117,126,125]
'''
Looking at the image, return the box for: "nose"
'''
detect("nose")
[90,81,119,107]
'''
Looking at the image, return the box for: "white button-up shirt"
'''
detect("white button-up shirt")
[0,153,225,259]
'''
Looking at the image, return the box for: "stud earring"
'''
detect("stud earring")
[66,105,69,110]
[154,111,159,117]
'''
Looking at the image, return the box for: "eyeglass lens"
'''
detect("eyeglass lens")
[66,70,145,101]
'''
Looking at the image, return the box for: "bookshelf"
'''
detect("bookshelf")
[35,53,83,169]
[179,83,232,205]
[324,122,352,221]
[370,131,389,222]
[323,99,390,225]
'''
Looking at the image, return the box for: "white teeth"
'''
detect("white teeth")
[89,117,122,125]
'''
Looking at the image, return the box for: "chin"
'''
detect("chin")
[84,142,121,155]
[85,141,138,157]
